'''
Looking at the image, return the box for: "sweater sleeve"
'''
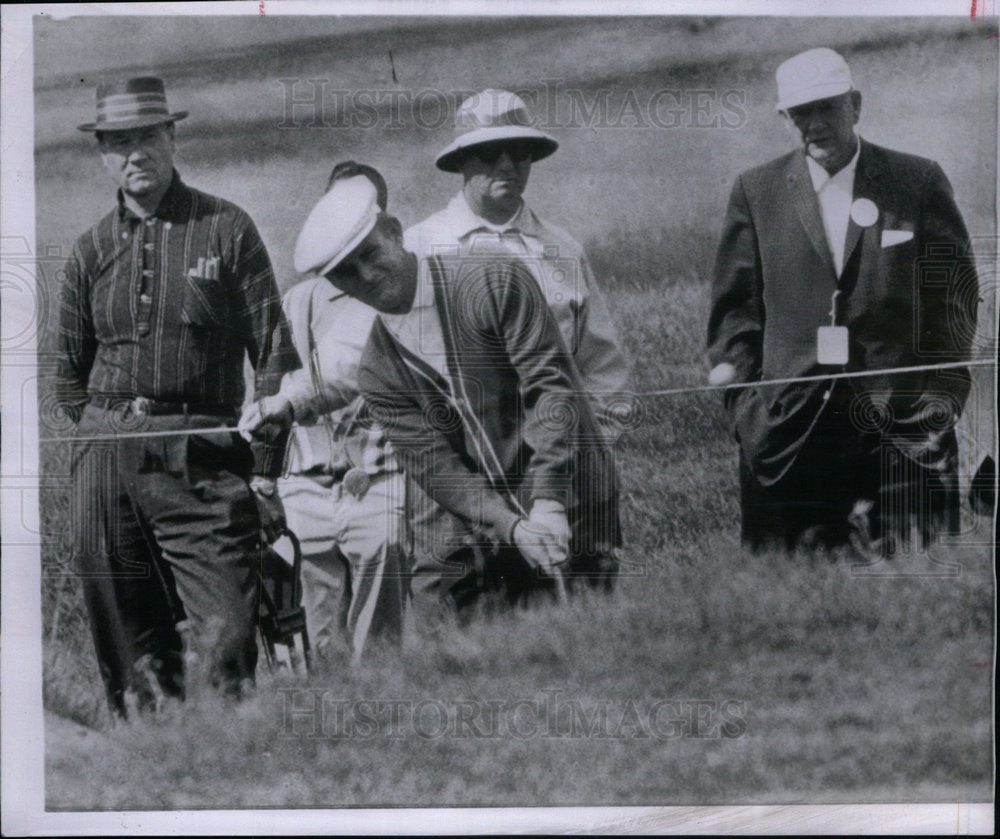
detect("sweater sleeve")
[358,320,522,544]
[231,213,301,477]
[489,261,583,509]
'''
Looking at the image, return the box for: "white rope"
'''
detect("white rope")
[40,424,239,444]
[640,358,994,398]
[39,358,995,444]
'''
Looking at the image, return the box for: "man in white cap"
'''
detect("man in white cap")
[290,171,618,617]
[239,161,409,662]
[55,77,300,716]
[707,48,978,554]
[403,88,626,606]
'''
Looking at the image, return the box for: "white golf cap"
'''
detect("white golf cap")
[775,48,853,110]
[294,175,379,276]
[435,88,558,173]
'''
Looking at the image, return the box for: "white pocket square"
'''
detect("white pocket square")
[881,229,914,247]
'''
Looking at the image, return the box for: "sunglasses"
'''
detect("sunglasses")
[471,142,535,165]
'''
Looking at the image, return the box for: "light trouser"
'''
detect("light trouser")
[277,470,410,661]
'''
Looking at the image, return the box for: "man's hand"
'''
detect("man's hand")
[708,362,737,386]
[514,516,569,572]
[238,394,293,442]
[529,499,570,554]
[249,476,286,540]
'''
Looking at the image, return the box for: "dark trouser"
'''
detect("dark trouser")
[413,544,617,623]
[740,407,961,555]
[407,478,618,622]
[71,404,261,717]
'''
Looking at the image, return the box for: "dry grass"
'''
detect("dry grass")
[33,15,996,808]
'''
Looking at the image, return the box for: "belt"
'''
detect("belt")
[90,395,237,418]
[299,462,350,483]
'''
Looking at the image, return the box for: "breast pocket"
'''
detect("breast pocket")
[181,274,227,327]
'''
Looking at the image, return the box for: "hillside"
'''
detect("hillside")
[31,13,997,811]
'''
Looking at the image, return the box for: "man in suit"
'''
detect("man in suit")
[707,48,978,554]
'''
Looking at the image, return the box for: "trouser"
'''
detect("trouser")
[740,408,961,554]
[407,477,618,622]
[278,470,409,661]
[276,472,348,649]
[71,404,260,717]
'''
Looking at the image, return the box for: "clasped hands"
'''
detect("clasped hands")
[513,499,571,572]
[237,393,294,441]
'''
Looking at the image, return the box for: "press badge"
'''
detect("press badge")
[817,325,849,365]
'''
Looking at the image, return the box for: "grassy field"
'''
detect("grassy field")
[32,15,996,809]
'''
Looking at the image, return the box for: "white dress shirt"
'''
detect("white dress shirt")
[806,138,862,277]
[379,259,450,382]
[278,277,397,476]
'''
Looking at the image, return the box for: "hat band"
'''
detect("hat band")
[97,93,171,120]
[456,107,532,131]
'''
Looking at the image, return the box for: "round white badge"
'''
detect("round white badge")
[850,198,879,228]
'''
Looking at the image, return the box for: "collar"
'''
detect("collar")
[445,191,544,239]
[379,256,436,336]
[304,276,347,304]
[412,256,437,310]
[116,169,189,222]
[805,136,861,192]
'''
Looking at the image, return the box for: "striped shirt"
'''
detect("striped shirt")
[55,171,300,475]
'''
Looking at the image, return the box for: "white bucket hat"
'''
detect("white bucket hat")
[435,89,558,172]
[294,176,380,276]
[775,48,853,111]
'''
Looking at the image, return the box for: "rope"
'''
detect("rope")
[38,358,995,444]
[40,424,238,444]
[639,358,994,398]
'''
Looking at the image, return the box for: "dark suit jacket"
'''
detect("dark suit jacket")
[708,139,977,485]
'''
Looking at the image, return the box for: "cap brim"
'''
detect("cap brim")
[315,214,378,277]
[77,111,188,132]
[293,180,381,276]
[435,127,558,172]
[776,84,851,111]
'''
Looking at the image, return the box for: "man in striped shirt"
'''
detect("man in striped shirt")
[55,77,300,716]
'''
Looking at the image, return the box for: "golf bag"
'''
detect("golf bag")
[258,524,311,676]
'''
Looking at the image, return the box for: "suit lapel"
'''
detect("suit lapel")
[842,140,882,269]
[787,153,838,280]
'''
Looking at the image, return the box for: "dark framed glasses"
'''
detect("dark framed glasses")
[471,141,536,166]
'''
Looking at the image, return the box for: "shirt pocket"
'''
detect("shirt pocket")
[181,275,227,327]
